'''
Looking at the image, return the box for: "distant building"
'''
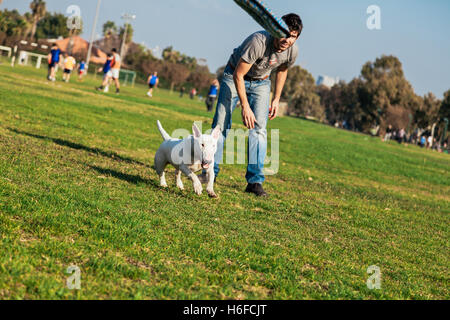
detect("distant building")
[317,75,339,88]
[55,36,107,64]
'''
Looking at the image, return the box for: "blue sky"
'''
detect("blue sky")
[4,0,450,98]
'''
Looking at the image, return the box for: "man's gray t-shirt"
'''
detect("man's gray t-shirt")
[227,31,298,79]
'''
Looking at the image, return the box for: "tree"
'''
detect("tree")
[439,89,450,120]
[318,81,349,125]
[187,65,213,92]
[125,43,156,71]
[414,93,441,129]
[30,0,46,39]
[358,55,418,132]
[119,23,133,44]
[0,9,30,37]
[162,46,198,69]
[35,12,70,39]
[276,65,315,101]
[278,66,323,120]
[161,61,190,92]
[141,58,162,75]
[103,20,117,38]
[162,46,180,64]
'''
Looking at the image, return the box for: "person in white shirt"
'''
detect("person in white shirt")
[427,135,433,149]
[110,48,121,94]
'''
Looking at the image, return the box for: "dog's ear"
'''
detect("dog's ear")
[192,123,202,139]
[211,126,221,140]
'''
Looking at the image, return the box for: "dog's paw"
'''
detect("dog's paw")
[193,182,203,195]
[207,189,218,198]
[176,183,184,190]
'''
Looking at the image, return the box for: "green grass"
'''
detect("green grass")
[0,62,448,300]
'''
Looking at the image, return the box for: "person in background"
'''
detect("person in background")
[190,88,197,99]
[384,125,392,142]
[110,48,121,94]
[205,79,220,112]
[427,135,433,149]
[179,86,185,98]
[432,138,439,151]
[420,136,426,148]
[77,60,86,81]
[398,128,405,144]
[96,53,113,92]
[47,44,60,81]
[147,71,159,97]
[62,53,76,83]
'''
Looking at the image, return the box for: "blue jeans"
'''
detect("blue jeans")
[211,66,271,184]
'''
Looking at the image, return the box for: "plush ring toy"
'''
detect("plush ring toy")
[234,0,290,38]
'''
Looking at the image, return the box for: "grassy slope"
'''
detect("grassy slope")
[0,63,448,299]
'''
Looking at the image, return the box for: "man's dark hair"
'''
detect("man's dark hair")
[112,48,117,53]
[282,13,303,36]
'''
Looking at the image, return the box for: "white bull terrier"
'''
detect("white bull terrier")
[154,120,221,198]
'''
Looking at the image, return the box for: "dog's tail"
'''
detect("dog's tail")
[156,120,171,141]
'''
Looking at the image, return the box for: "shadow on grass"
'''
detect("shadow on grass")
[8,127,149,167]
[87,165,191,198]
[88,165,158,186]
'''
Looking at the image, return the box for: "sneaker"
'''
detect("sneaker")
[245,183,268,197]
[147,92,152,97]
[96,86,103,91]
[116,89,120,94]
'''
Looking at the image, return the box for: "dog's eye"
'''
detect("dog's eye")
[201,143,205,148]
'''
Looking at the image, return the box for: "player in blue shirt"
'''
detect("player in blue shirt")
[205,79,219,112]
[147,72,159,97]
[47,44,60,81]
[96,54,114,92]
[78,60,86,81]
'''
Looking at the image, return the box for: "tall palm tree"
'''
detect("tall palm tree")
[30,0,47,39]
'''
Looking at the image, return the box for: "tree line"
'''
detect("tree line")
[97,20,215,95]
[0,1,215,95]
[277,55,449,139]
[0,1,448,141]
[0,0,82,41]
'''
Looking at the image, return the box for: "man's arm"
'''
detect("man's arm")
[270,64,288,120]
[234,58,256,129]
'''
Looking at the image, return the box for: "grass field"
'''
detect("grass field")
[0,62,448,300]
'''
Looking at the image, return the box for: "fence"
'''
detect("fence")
[17,50,48,69]
[0,45,12,58]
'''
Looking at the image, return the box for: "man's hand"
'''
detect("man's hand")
[269,98,280,120]
[242,105,256,129]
